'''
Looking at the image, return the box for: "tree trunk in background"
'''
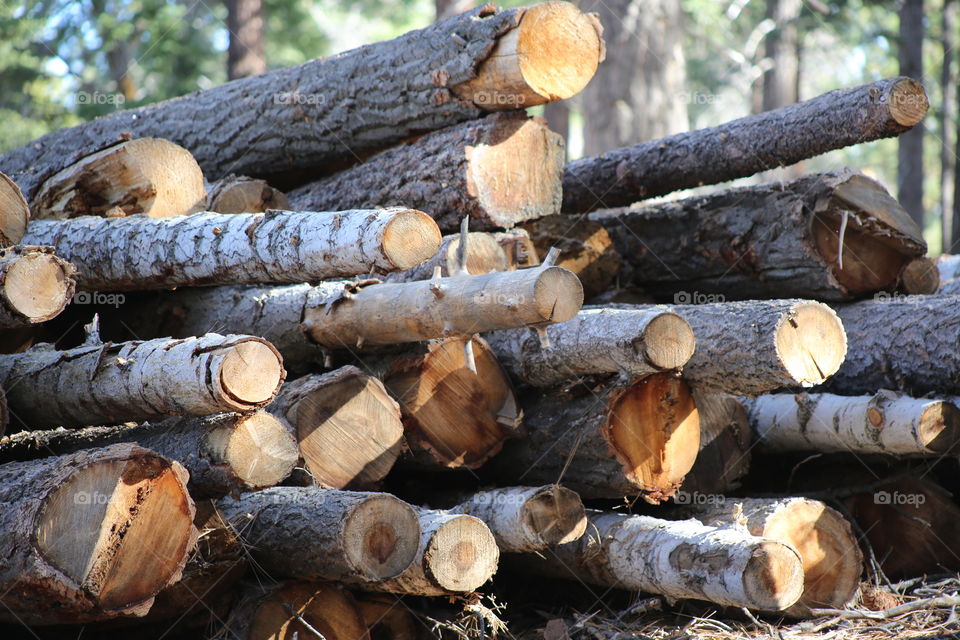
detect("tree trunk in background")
[226,0,266,80]
[761,0,803,179]
[543,101,570,161]
[435,0,475,21]
[944,0,958,250]
[898,0,925,229]
[580,0,687,155]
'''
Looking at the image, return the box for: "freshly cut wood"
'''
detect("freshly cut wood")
[679,390,751,495]
[360,508,499,596]
[0,334,284,428]
[268,366,403,489]
[594,170,926,301]
[0,410,299,497]
[288,113,564,231]
[485,306,695,387]
[0,443,196,625]
[384,336,521,468]
[215,487,420,583]
[1,3,603,197]
[899,256,940,294]
[450,485,587,552]
[354,593,420,640]
[30,138,206,220]
[224,582,369,640]
[0,170,29,246]
[206,174,289,213]
[487,373,700,501]
[748,391,960,456]
[23,208,441,291]
[563,78,929,213]
[493,228,540,268]
[0,245,76,329]
[383,231,509,283]
[513,510,804,611]
[519,215,621,298]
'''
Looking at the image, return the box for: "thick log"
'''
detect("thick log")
[563,78,929,213]
[268,366,404,489]
[0,443,196,624]
[594,170,926,301]
[0,245,76,329]
[899,256,939,294]
[519,215,621,298]
[23,208,441,291]
[678,390,751,495]
[206,174,289,213]
[485,306,695,387]
[288,113,564,232]
[0,334,284,428]
[383,231,509,283]
[493,227,540,269]
[486,373,700,501]
[1,3,603,198]
[215,487,421,583]
[31,138,206,220]
[0,171,29,246]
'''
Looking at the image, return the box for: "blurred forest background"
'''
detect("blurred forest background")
[1,0,951,249]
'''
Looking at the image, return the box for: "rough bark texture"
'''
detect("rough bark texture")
[0,170,29,247]
[206,174,289,213]
[563,77,929,213]
[594,170,926,301]
[678,390,751,496]
[23,208,441,291]
[0,245,76,329]
[382,231,509,283]
[0,334,284,428]
[287,113,565,232]
[937,253,960,281]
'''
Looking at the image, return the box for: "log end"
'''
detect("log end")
[774,302,847,387]
[345,494,422,581]
[888,77,929,128]
[900,257,940,295]
[382,209,442,271]
[742,540,805,612]
[444,232,510,276]
[216,338,286,409]
[208,175,290,214]
[3,248,76,323]
[425,514,499,592]
[139,138,207,217]
[533,266,584,323]
[918,400,960,454]
[246,583,369,640]
[639,312,696,371]
[523,485,588,546]
[0,171,29,246]
[207,411,300,490]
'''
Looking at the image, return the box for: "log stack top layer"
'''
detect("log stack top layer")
[0,170,29,247]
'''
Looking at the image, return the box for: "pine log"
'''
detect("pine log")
[383,231,509,283]
[512,510,805,611]
[31,138,206,220]
[268,366,404,489]
[0,245,76,328]
[215,487,421,583]
[0,443,196,625]
[206,174,289,213]
[563,78,929,213]
[493,228,540,269]
[0,170,29,246]
[23,207,441,291]
[287,112,564,231]
[678,390,751,495]
[899,256,939,294]
[486,373,700,501]
[1,3,603,198]
[594,170,926,301]
[450,485,587,552]
[485,306,695,387]
[0,334,284,428]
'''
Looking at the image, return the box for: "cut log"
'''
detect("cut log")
[287,113,564,232]
[486,373,700,501]
[215,487,421,583]
[493,228,540,269]
[484,306,695,387]
[450,485,587,552]
[899,256,940,294]
[383,231,509,283]
[563,78,929,213]
[0,443,196,625]
[0,410,299,497]
[678,390,751,496]
[0,245,76,329]
[0,170,29,246]
[747,391,960,456]
[384,336,521,468]
[30,138,206,220]
[268,366,404,489]
[0,334,284,428]
[359,508,499,596]
[23,207,441,291]
[206,174,289,213]
[1,3,603,198]
[354,593,421,640]
[594,170,926,301]
[512,510,805,611]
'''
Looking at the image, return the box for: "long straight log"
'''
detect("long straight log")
[595,170,926,301]
[23,208,441,291]
[0,171,29,246]
[0,334,284,428]
[563,78,929,213]
[0,245,76,328]
[382,231,509,283]
[206,174,289,213]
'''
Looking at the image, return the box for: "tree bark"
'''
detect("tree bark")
[563,78,928,213]
[23,207,441,291]
[897,0,925,228]
[0,334,284,428]
[938,253,960,281]
[226,0,266,80]
[0,171,29,247]
[0,443,196,625]
[595,170,927,301]
[206,174,289,213]
[678,390,751,496]
[287,113,565,232]
[0,245,76,329]
[382,231,508,283]
[492,228,540,268]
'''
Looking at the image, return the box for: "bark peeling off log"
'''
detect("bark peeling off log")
[0,245,76,328]
[0,171,29,247]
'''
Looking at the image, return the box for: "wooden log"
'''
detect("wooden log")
[0,170,29,246]
[678,390,751,496]
[484,306,695,388]
[449,485,587,552]
[0,334,284,428]
[215,487,421,583]
[512,510,805,611]
[23,208,441,291]
[493,228,540,269]
[747,391,960,456]
[0,443,196,625]
[1,3,603,198]
[287,113,564,232]
[0,245,76,329]
[563,78,929,213]
[899,256,939,294]
[268,366,404,489]
[594,170,926,301]
[486,373,700,501]
[354,593,421,640]
[206,174,289,213]
[30,138,206,220]
[383,231,509,283]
